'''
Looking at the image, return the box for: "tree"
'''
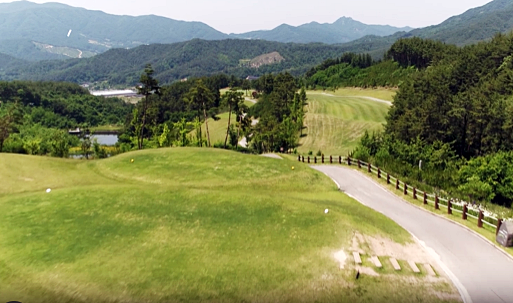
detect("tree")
[222,88,244,148]
[0,102,19,152]
[241,80,251,96]
[136,64,161,150]
[185,80,215,147]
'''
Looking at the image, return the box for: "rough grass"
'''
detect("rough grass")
[0,149,458,303]
[298,91,391,156]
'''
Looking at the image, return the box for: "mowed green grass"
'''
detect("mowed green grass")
[0,149,457,303]
[192,100,254,146]
[298,90,392,156]
[311,87,397,102]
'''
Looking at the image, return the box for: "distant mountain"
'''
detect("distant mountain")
[230,17,413,44]
[338,0,513,56]
[405,0,513,45]
[0,39,354,86]
[0,1,228,60]
[0,1,413,61]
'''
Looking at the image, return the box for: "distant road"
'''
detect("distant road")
[312,165,513,303]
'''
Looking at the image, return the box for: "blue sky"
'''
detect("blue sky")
[3,0,494,33]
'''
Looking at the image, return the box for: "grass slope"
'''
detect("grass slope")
[0,149,457,303]
[298,89,392,156]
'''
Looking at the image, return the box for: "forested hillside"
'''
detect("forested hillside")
[0,81,132,155]
[334,0,513,58]
[352,32,513,208]
[0,39,351,86]
[0,1,227,60]
[304,38,459,89]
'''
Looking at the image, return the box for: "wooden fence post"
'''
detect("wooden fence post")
[496,218,503,235]
[403,183,408,195]
[302,156,304,163]
[367,163,371,173]
[435,196,439,210]
[478,210,483,228]
[413,188,417,199]
[377,168,381,179]
[396,179,399,190]
[339,156,342,164]
[347,157,351,166]
[387,173,390,184]
[322,155,324,163]
[423,192,427,205]
[298,155,301,162]
[314,156,317,163]
[462,204,467,220]
[447,199,452,215]
[330,155,332,163]
[358,159,361,169]
[308,156,310,163]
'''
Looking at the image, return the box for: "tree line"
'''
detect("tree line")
[352,32,513,209]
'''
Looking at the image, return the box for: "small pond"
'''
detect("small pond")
[90,134,118,146]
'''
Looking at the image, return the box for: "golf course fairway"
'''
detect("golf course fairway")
[0,148,459,303]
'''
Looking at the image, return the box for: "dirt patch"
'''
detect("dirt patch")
[333,249,347,269]
[350,231,436,264]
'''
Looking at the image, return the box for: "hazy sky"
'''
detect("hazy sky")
[3,0,494,33]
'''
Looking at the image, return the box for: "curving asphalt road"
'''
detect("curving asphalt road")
[312,165,513,303]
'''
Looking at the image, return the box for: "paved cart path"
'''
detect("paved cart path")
[312,165,513,303]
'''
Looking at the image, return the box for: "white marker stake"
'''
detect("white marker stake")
[67,29,72,37]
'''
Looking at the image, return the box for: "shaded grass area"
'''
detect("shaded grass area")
[0,149,458,303]
[298,92,390,156]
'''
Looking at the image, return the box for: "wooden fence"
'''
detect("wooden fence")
[297,154,506,235]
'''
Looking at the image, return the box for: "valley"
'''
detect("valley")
[1,1,513,302]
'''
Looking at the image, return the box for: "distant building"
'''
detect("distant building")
[246,76,259,81]
[90,90,141,98]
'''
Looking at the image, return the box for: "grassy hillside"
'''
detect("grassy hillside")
[0,148,458,303]
[297,89,392,156]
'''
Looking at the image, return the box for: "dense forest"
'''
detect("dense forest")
[0,39,353,86]
[352,32,513,209]
[0,81,132,155]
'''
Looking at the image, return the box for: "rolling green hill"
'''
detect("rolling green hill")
[0,148,460,303]
[0,39,355,85]
[230,17,412,44]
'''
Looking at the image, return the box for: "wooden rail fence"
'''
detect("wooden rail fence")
[298,155,506,235]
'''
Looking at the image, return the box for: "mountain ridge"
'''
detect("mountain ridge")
[0,1,412,61]
[229,17,413,44]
